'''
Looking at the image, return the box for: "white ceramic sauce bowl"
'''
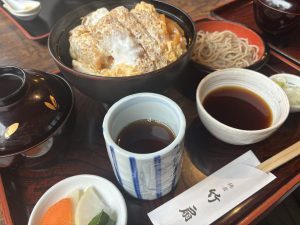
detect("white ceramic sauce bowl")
[196,68,290,145]
[28,174,127,225]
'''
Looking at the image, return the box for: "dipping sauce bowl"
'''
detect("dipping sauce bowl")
[196,68,290,145]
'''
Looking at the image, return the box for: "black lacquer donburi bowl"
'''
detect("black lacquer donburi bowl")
[48,0,196,104]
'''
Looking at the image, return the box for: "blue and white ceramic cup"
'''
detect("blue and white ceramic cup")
[102,93,186,200]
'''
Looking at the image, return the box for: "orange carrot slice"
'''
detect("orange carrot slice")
[39,198,74,225]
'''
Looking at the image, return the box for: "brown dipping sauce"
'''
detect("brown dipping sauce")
[203,86,272,130]
[117,119,175,154]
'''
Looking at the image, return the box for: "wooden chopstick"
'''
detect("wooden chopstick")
[257,140,300,173]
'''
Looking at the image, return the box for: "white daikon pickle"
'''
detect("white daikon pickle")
[75,187,115,225]
[272,76,300,107]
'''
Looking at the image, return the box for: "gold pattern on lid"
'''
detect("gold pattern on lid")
[44,95,58,110]
[4,123,19,139]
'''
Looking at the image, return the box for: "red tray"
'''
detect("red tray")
[211,0,300,66]
[0,48,299,225]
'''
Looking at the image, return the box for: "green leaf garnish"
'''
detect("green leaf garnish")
[88,210,115,225]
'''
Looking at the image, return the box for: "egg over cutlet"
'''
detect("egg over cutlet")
[69,1,187,77]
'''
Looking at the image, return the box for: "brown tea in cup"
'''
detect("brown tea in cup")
[116,119,175,154]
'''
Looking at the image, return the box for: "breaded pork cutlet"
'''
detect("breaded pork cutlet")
[130,2,174,61]
[91,12,155,74]
[109,6,168,69]
[131,1,186,63]
[69,25,112,75]
[69,1,187,76]
[81,8,109,29]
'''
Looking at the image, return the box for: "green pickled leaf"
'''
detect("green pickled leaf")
[88,210,116,225]
[106,219,116,225]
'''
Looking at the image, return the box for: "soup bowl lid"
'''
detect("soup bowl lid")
[0,66,74,157]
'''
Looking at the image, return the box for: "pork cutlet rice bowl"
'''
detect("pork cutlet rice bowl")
[48,0,196,103]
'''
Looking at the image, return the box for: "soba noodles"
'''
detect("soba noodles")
[192,30,259,69]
